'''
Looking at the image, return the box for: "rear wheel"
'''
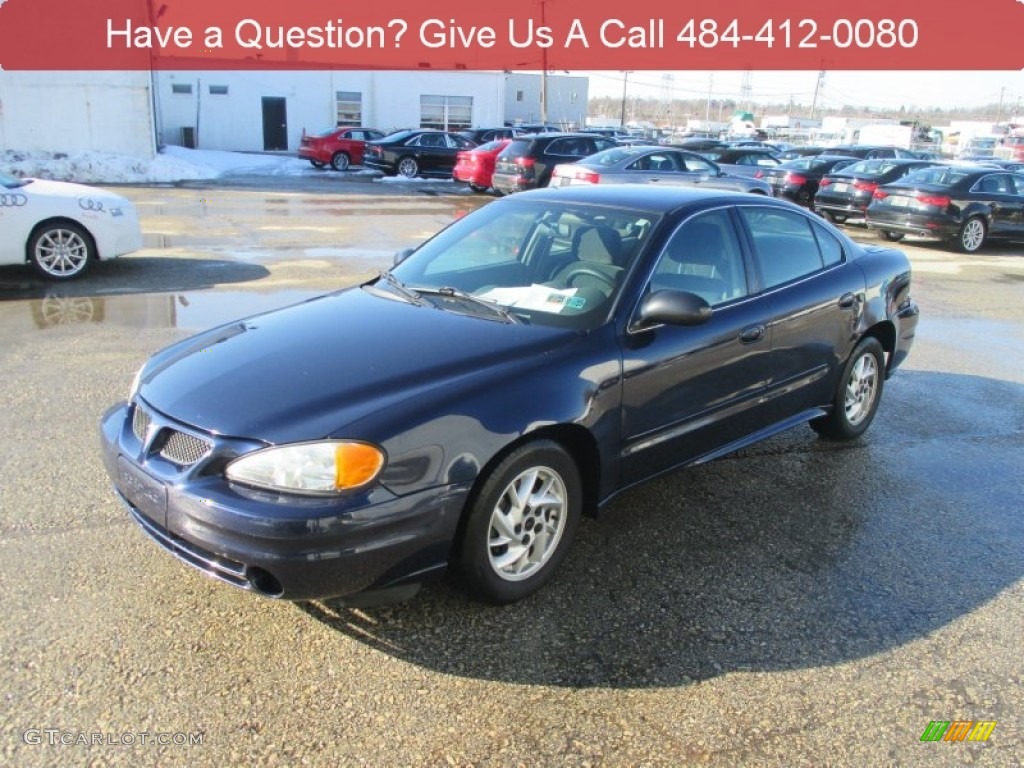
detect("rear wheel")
[811,337,885,441]
[331,152,351,171]
[955,216,986,253]
[455,440,581,604]
[796,189,812,207]
[878,230,905,242]
[469,183,487,193]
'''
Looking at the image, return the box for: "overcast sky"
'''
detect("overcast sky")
[577,70,1024,116]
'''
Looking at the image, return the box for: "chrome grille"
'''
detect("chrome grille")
[132,404,151,442]
[159,430,212,466]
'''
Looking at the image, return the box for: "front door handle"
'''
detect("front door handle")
[739,324,766,343]
[838,292,857,309]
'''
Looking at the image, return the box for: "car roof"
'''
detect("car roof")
[506,183,790,215]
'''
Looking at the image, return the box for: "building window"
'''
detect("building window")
[208,85,228,96]
[335,91,362,126]
[420,95,473,131]
[570,92,578,104]
[516,90,524,102]
[171,83,192,95]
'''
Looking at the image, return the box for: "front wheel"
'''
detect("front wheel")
[955,216,986,253]
[455,440,581,604]
[878,230,905,242]
[397,156,419,179]
[29,222,95,280]
[811,337,885,441]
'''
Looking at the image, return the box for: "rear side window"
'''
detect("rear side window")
[740,208,831,288]
[546,138,589,156]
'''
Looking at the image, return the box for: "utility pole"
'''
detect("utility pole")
[539,0,549,125]
[705,73,713,126]
[995,86,1005,126]
[620,71,630,128]
[810,69,826,121]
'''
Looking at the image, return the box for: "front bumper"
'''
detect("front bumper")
[100,400,470,601]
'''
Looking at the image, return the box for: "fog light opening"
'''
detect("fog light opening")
[248,567,284,597]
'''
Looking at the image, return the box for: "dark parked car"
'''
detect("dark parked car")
[814,159,940,223]
[297,126,386,171]
[362,129,476,178]
[776,146,829,161]
[821,145,920,160]
[491,133,617,194]
[549,145,773,194]
[700,147,781,178]
[458,127,517,144]
[756,156,859,207]
[865,165,1024,251]
[670,138,727,153]
[453,138,512,193]
[101,186,918,606]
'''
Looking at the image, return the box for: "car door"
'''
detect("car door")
[737,207,864,418]
[1010,175,1024,233]
[974,173,1020,236]
[647,150,713,188]
[619,208,774,483]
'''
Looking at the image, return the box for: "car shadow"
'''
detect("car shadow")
[0,255,271,300]
[298,369,1024,688]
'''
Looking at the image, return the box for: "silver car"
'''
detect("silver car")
[550,145,773,195]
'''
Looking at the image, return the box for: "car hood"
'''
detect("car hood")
[137,285,579,444]
[25,178,129,202]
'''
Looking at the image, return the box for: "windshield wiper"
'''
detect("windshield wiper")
[415,286,520,324]
[377,271,426,305]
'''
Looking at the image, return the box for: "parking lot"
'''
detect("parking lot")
[1,178,1022,767]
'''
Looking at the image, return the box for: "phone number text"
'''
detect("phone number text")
[663,18,919,49]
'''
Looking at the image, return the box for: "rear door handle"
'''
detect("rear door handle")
[838,292,857,309]
[739,324,766,343]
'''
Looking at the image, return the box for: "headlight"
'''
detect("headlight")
[128,365,144,400]
[225,441,385,495]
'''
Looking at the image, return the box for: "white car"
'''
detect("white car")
[0,172,142,280]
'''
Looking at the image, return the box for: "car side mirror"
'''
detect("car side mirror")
[634,290,712,329]
[393,247,415,266]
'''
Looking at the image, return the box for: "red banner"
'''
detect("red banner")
[0,0,1021,70]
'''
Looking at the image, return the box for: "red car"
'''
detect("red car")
[298,127,385,171]
[453,139,512,193]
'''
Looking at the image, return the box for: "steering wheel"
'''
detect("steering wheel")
[561,266,617,293]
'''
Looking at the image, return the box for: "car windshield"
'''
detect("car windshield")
[387,199,659,330]
[899,167,972,186]
[582,147,646,166]
[379,129,415,143]
[842,159,898,175]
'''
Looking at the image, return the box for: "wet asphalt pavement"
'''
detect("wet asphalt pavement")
[0,177,1022,767]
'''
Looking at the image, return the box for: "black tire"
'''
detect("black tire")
[796,189,812,207]
[469,183,487,193]
[954,216,986,253]
[397,156,419,179]
[309,160,326,169]
[28,221,95,280]
[811,337,886,441]
[878,230,905,242]
[331,152,351,171]
[455,440,581,604]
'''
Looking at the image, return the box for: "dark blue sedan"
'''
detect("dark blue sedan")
[101,186,919,605]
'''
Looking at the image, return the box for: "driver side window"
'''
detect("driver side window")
[650,211,748,306]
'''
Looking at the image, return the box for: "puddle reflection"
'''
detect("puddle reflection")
[29,290,324,332]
